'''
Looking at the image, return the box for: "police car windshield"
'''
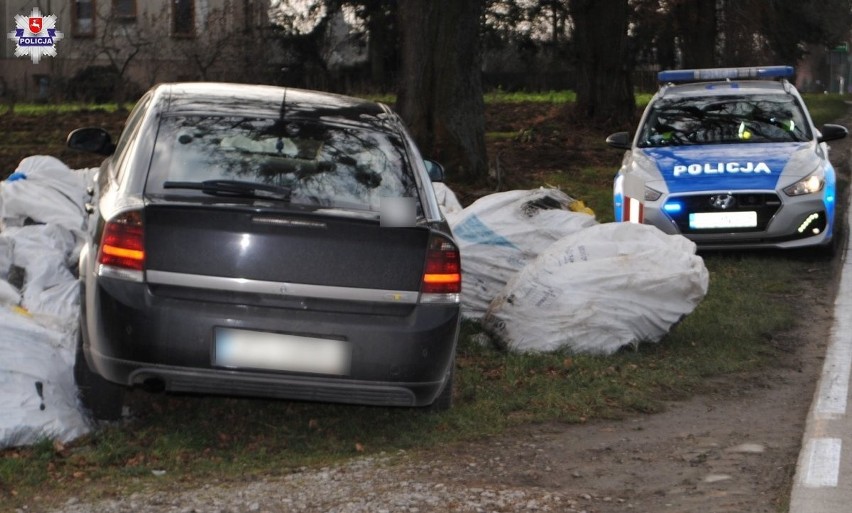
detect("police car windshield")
[638,94,812,148]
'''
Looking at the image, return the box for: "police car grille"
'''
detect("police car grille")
[670,193,781,233]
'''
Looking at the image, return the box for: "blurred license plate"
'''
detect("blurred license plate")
[689,211,757,229]
[214,328,350,375]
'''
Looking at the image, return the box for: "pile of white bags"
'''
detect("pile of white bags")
[482,223,709,355]
[0,156,96,448]
[439,184,710,356]
[445,188,598,319]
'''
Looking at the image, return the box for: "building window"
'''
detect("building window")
[112,0,136,19]
[172,0,195,38]
[72,0,96,36]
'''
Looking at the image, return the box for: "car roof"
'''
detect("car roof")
[151,82,393,128]
[655,79,797,100]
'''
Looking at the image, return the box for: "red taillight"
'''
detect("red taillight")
[421,236,461,294]
[98,210,145,271]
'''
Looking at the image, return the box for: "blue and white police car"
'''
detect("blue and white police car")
[607,66,848,250]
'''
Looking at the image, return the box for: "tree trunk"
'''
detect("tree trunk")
[673,0,717,68]
[397,0,488,185]
[367,4,394,91]
[569,0,635,127]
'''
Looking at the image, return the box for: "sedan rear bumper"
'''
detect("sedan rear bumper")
[82,276,460,407]
[94,356,434,406]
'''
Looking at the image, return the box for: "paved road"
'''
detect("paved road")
[790,198,852,512]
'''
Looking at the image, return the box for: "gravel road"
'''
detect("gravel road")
[45,452,595,513]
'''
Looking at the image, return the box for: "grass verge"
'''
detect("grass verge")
[0,103,131,116]
[802,93,849,126]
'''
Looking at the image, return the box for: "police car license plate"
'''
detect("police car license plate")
[689,211,758,229]
[214,328,350,375]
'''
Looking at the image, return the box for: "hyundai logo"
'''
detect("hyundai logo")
[709,194,736,210]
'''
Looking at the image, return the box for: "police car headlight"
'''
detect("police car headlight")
[644,186,663,202]
[783,171,824,196]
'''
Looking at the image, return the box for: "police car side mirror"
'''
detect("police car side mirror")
[67,127,116,156]
[605,132,631,150]
[818,124,848,144]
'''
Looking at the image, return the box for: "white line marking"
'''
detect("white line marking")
[801,438,842,488]
[815,269,852,419]
[815,326,852,418]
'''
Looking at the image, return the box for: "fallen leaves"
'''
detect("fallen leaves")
[125,453,146,467]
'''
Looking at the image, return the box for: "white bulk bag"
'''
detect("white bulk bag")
[483,223,709,355]
[5,225,80,328]
[0,306,90,448]
[0,156,88,234]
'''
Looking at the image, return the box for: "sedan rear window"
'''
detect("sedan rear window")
[146,116,418,212]
[637,94,812,147]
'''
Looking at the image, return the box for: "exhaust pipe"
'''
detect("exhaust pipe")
[141,378,166,393]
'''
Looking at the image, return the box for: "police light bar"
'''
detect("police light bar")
[658,66,794,83]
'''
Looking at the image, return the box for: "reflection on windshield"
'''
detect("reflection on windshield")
[147,116,418,211]
[638,94,812,147]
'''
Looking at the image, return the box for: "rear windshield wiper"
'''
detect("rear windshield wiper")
[163,180,291,201]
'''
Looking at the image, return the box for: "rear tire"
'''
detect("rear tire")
[425,365,455,412]
[74,332,124,421]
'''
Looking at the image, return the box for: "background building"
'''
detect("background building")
[1,0,275,101]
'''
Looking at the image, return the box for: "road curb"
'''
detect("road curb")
[789,161,852,512]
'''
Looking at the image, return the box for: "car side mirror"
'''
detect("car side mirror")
[424,159,445,182]
[605,131,632,150]
[818,124,848,143]
[67,127,116,156]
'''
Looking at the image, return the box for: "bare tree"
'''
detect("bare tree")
[71,10,157,101]
[171,1,241,81]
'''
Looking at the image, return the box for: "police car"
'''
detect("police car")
[607,66,848,250]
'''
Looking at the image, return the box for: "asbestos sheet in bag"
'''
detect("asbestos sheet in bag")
[483,223,709,355]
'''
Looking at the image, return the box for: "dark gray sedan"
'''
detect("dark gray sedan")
[70,83,461,420]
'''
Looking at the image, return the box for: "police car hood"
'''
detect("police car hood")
[635,142,818,194]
